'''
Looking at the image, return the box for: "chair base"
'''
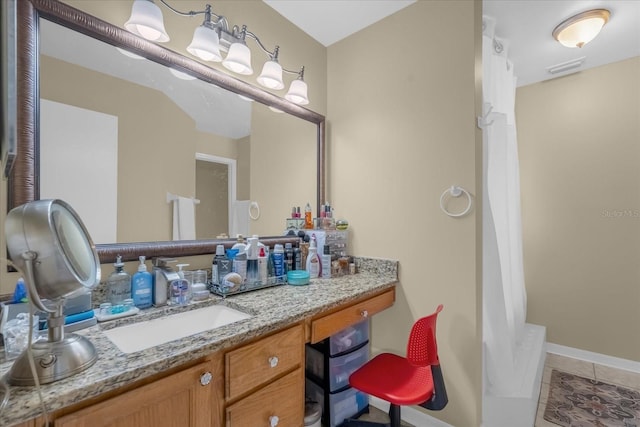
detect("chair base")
[343,404,401,427]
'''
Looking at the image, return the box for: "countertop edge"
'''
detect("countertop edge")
[1,265,398,425]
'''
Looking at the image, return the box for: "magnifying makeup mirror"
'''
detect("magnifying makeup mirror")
[4,199,101,385]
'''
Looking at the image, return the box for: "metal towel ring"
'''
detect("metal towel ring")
[440,186,472,217]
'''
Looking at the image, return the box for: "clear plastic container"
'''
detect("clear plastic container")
[328,320,369,356]
[306,342,369,392]
[305,378,368,427]
[3,313,39,360]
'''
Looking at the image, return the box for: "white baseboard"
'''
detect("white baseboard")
[369,396,453,427]
[546,342,640,373]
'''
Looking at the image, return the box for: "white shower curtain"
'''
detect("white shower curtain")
[482,17,528,393]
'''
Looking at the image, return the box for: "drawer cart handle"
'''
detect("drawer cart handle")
[200,371,213,386]
[270,415,279,426]
[269,356,279,368]
[361,310,369,318]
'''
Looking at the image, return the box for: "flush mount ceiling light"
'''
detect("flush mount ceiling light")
[552,9,610,48]
[125,0,309,105]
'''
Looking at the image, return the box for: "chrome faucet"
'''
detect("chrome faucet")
[152,257,179,306]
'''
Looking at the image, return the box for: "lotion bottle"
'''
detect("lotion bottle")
[306,237,321,278]
[131,256,153,309]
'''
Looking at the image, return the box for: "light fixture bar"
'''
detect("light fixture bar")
[125,0,310,104]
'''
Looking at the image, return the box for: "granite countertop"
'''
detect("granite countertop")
[0,257,398,426]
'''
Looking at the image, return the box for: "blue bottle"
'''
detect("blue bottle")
[131,256,153,309]
[272,244,285,280]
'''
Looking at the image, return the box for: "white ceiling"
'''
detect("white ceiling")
[40,20,252,139]
[264,0,640,87]
[484,0,640,87]
[263,0,416,46]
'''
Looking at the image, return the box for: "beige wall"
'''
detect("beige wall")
[41,55,245,243]
[327,1,482,426]
[517,57,640,360]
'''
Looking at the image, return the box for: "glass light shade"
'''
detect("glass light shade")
[285,79,309,105]
[257,60,285,90]
[125,0,169,42]
[222,42,253,75]
[553,9,610,48]
[187,25,222,62]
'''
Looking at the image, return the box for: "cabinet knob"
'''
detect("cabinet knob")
[268,356,279,368]
[269,415,279,427]
[361,310,369,318]
[200,371,213,386]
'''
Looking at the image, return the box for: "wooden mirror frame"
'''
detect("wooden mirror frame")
[10,0,325,262]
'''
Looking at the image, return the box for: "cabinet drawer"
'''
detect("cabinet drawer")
[226,368,303,427]
[226,324,303,400]
[311,288,395,344]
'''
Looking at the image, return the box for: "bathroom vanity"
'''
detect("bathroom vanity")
[1,258,397,427]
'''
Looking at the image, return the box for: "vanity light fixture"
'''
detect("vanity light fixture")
[552,9,610,48]
[125,0,309,104]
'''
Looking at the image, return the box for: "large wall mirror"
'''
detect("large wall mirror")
[11,0,325,262]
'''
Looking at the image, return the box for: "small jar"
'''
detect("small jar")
[338,256,350,276]
[99,302,112,316]
[304,401,322,427]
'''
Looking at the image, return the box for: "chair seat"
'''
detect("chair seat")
[348,353,434,406]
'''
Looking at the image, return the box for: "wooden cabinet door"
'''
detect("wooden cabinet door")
[54,360,218,427]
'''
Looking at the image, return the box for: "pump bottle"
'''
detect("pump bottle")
[131,256,153,309]
[306,237,321,278]
[107,255,131,304]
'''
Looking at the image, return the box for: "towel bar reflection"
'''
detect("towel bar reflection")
[166,192,200,205]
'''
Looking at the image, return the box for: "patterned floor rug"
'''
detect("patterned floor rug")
[544,369,640,427]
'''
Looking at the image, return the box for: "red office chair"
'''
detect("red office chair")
[343,304,448,427]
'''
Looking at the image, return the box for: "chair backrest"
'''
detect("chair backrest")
[406,304,443,366]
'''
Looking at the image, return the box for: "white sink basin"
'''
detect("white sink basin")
[103,304,251,354]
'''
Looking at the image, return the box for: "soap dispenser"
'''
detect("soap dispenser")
[107,255,131,305]
[131,256,153,309]
[171,264,191,305]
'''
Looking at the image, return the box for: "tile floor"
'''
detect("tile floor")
[535,352,640,426]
